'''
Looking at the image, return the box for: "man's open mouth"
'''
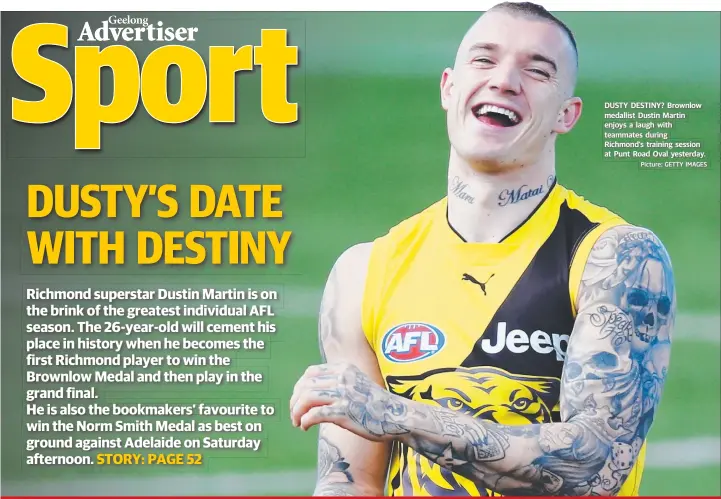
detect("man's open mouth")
[472,103,522,127]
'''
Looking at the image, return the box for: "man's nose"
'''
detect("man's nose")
[487,64,521,95]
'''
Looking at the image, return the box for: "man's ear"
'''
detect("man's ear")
[440,68,454,111]
[553,96,583,134]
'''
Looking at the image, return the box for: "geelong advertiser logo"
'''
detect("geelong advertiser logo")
[77,16,199,43]
[382,323,445,363]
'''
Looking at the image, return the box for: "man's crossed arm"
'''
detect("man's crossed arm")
[294,226,674,496]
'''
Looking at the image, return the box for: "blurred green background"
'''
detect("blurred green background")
[2,10,719,496]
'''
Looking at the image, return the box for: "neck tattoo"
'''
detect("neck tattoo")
[450,176,475,204]
[498,177,553,208]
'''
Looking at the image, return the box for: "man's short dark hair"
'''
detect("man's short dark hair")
[490,2,578,62]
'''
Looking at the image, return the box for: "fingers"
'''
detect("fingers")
[289,373,340,413]
[299,403,347,431]
[291,388,343,428]
[299,404,385,443]
[289,362,352,411]
[303,363,337,377]
[302,362,355,380]
[289,362,360,430]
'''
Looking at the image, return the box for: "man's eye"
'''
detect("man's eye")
[528,68,550,78]
[474,58,493,64]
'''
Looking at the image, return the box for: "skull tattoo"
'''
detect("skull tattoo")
[616,235,674,348]
[623,257,672,343]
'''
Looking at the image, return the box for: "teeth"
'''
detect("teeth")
[475,104,519,124]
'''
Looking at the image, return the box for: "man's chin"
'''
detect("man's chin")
[464,150,522,172]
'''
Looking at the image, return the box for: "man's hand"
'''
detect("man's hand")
[290,362,411,441]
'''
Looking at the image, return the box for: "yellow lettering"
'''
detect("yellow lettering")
[262,184,283,217]
[157,185,179,218]
[55,185,80,218]
[190,185,216,218]
[254,29,298,124]
[28,185,54,218]
[207,232,227,264]
[12,23,72,124]
[185,231,206,265]
[163,231,185,264]
[76,232,96,264]
[138,231,162,264]
[80,185,102,218]
[238,184,260,218]
[27,231,124,264]
[215,185,242,218]
[209,46,253,122]
[75,45,140,149]
[241,231,265,264]
[142,46,206,123]
[103,185,124,218]
[124,185,149,218]
[267,231,292,264]
[98,232,125,264]
[27,231,64,264]
[11,24,301,149]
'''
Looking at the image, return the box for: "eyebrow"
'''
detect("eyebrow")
[468,42,558,73]
[469,42,499,53]
[530,53,558,73]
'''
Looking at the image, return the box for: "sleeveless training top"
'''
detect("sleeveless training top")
[361,183,645,496]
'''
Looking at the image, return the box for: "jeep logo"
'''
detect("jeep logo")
[481,322,569,361]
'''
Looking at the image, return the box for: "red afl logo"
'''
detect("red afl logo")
[381,323,446,363]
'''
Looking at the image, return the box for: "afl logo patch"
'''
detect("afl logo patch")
[381,323,446,363]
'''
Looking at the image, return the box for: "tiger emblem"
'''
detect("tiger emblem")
[386,366,561,496]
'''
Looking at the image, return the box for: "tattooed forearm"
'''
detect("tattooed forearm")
[346,369,411,437]
[314,430,356,496]
[317,435,353,481]
[311,364,412,439]
[313,485,355,496]
[394,402,605,495]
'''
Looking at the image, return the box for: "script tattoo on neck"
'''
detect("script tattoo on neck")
[450,176,475,204]
[498,183,546,207]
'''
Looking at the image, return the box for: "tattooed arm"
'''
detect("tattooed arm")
[291,226,674,496]
[299,243,392,496]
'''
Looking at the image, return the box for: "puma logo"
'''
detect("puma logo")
[462,273,494,295]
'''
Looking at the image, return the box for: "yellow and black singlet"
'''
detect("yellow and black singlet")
[361,182,645,496]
